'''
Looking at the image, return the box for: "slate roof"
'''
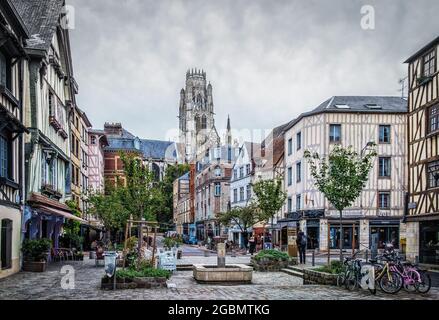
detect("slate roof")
[282,96,407,133]
[404,36,439,63]
[178,172,190,181]
[11,0,64,52]
[104,127,178,161]
[140,139,176,160]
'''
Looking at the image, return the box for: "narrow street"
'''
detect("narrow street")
[1,243,438,301]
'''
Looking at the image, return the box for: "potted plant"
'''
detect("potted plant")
[74,251,84,261]
[21,239,52,272]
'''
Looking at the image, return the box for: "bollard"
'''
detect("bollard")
[312,250,315,267]
[365,250,369,262]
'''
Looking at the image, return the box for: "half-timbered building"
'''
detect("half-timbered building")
[0,0,29,278]
[283,96,407,253]
[405,36,439,264]
[13,0,85,253]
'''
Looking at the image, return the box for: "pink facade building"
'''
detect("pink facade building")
[88,129,109,194]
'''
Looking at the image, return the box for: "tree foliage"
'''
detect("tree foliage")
[218,203,264,232]
[304,144,377,212]
[157,163,190,225]
[88,152,168,234]
[252,178,287,223]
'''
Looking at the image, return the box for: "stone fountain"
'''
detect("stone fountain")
[193,243,253,284]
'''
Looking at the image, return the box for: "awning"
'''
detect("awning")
[37,205,86,223]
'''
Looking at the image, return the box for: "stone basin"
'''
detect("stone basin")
[193,264,253,284]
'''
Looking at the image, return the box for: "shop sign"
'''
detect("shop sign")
[408,202,417,210]
[377,211,391,217]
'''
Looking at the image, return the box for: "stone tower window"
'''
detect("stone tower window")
[201,115,207,130]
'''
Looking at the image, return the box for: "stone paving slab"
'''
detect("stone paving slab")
[0,259,438,300]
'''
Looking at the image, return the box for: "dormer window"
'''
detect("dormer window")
[365,104,382,110]
[334,104,350,109]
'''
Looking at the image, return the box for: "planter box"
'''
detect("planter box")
[100,276,167,290]
[303,269,337,286]
[251,258,295,272]
[22,261,47,273]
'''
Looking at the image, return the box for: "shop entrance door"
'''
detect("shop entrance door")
[420,221,439,265]
[306,220,320,249]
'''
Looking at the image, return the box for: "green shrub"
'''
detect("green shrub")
[115,267,171,280]
[254,249,289,261]
[314,260,345,274]
[21,239,52,262]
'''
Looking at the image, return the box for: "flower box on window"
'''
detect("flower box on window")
[49,115,61,131]
[417,75,433,86]
[41,184,62,199]
[58,128,68,139]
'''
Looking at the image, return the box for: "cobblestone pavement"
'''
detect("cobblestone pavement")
[0,259,438,300]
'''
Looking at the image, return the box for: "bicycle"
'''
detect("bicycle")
[369,253,403,294]
[344,253,377,295]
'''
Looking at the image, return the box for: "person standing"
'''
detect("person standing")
[249,235,256,255]
[296,230,307,264]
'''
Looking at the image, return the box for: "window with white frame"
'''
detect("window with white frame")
[378,192,390,209]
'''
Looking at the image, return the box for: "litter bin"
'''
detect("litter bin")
[104,251,118,290]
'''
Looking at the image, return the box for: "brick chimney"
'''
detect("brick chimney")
[104,122,123,136]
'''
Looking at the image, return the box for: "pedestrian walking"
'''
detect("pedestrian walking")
[249,236,256,255]
[296,230,307,264]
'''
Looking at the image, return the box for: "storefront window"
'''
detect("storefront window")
[369,225,399,249]
[329,225,359,249]
[420,221,439,265]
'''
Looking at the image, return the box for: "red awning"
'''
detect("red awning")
[37,205,87,223]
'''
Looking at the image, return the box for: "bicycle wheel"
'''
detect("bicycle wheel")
[417,271,431,294]
[380,271,402,294]
[403,270,419,293]
[337,272,346,287]
[345,271,358,291]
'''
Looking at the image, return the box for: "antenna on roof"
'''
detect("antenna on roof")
[398,76,408,99]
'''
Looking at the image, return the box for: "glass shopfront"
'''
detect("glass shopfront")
[369,223,399,249]
[329,224,359,250]
[420,221,439,265]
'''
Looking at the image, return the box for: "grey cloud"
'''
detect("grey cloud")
[67,0,439,141]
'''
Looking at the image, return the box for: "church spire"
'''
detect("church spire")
[226,115,232,146]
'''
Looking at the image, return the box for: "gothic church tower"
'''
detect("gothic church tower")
[179,69,219,162]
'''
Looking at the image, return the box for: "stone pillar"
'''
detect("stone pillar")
[217,243,226,268]
[359,219,369,250]
[405,221,419,262]
[320,219,328,251]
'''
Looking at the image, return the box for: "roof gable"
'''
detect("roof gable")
[11,0,64,52]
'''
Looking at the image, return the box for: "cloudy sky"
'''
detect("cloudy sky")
[68,0,439,142]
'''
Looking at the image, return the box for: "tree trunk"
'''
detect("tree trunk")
[339,210,343,262]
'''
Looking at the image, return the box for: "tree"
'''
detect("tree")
[119,152,165,222]
[219,204,263,248]
[304,144,377,262]
[63,200,84,249]
[88,184,130,236]
[158,163,190,226]
[88,152,165,243]
[252,178,287,231]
